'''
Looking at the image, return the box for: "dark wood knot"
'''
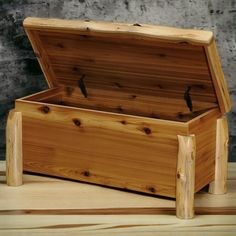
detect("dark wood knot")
[73,66,80,72]
[120,120,127,125]
[114,82,123,88]
[117,106,123,112]
[178,112,184,119]
[177,172,181,179]
[65,86,74,96]
[143,127,151,135]
[41,106,50,114]
[57,43,64,48]
[82,170,90,177]
[157,53,166,58]
[73,118,81,126]
[147,187,156,193]
[151,113,160,119]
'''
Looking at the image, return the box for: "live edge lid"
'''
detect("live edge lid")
[23,17,232,114]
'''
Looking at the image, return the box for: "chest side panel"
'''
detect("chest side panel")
[188,108,220,192]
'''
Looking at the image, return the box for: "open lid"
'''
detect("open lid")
[23,17,231,114]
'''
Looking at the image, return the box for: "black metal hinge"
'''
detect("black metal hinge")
[184,86,193,112]
[78,74,88,98]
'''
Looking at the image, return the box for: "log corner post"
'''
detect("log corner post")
[176,134,196,219]
[209,115,229,195]
[6,110,23,186]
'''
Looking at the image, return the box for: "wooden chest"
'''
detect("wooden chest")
[6,17,232,219]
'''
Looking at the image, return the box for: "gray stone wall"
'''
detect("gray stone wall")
[0,0,236,160]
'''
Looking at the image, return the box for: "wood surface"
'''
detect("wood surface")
[17,92,220,194]
[23,17,213,45]
[204,41,232,113]
[12,17,231,207]
[25,30,218,118]
[19,87,63,101]
[188,108,220,193]
[61,87,217,122]
[6,110,23,186]
[209,115,229,194]
[15,99,190,198]
[176,135,196,219]
[15,94,220,198]
[22,17,231,115]
[1,161,236,235]
[20,87,217,122]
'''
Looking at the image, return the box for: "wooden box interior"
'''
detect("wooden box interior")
[21,87,216,123]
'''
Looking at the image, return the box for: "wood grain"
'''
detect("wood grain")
[61,87,217,122]
[1,162,236,210]
[15,96,220,199]
[6,110,23,186]
[16,99,189,198]
[24,30,58,87]
[0,214,235,235]
[188,108,220,193]
[1,207,236,215]
[20,85,218,122]
[0,161,236,235]
[209,115,229,194]
[14,18,231,209]
[204,41,232,113]
[19,87,63,101]
[23,17,213,45]
[22,17,231,116]
[176,135,196,219]
[26,30,218,115]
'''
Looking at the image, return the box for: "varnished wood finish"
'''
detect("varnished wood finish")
[23,17,231,115]
[1,161,236,235]
[61,87,217,122]
[6,110,23,186]
[26,30,217,117]
[23,17,213,45]
[21,87,217,122]
[188,108,220,192]
[204,41,232,113]
[19,87,63,101]
[25,30,58,87]
[176,135,196,219]
[16,99,189,198]
[15,94,220,199]
[209,116,229,194]
[12,18,231,212]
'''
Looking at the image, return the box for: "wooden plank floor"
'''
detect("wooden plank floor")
[0,161,236,235]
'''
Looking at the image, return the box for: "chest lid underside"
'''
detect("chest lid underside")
[23,17,231,120]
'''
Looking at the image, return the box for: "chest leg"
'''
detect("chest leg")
[209,115,229,194]
[6,109,23,186]
[176,134,196,219]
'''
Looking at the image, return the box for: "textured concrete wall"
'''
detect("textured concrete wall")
[0,0,236,160]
